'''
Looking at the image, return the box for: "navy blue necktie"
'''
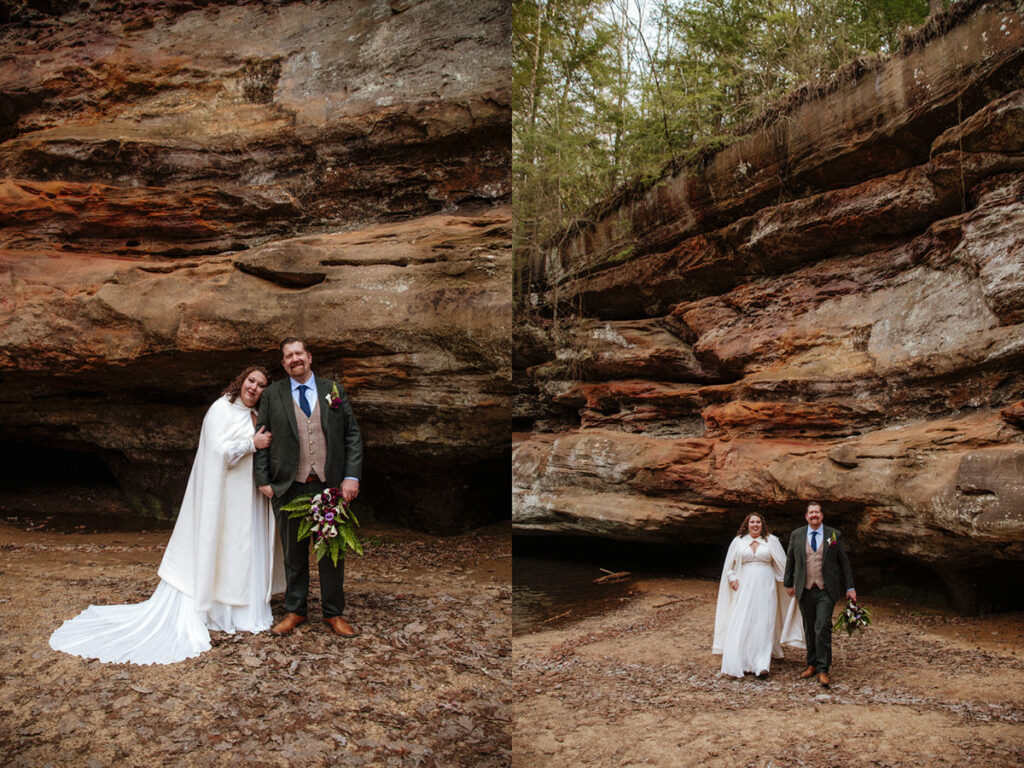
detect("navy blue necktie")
[810,530,818,552]
[298,384,312,417]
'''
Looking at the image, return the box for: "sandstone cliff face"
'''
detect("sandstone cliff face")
[515,2,1024,608]
[0,0,509,253]
[0,0,511,532]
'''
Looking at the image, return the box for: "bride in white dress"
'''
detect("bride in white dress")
[712,513,803,678]
[50,366,285,665]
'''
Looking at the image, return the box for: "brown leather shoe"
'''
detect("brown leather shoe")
[818,672,831,687]
[271,613,307,636]
[799,666,817,679]
[323,616,360,638]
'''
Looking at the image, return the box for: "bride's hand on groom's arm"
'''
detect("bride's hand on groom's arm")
[253,426,272,450]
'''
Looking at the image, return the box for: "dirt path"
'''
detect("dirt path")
[0,521,511,767]
[514,578,1024,768]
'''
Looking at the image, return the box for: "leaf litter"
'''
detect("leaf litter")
[514,577,1024,768]
[0,521,511,767]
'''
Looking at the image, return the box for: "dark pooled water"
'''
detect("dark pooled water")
[513,536,723,635]
[1,510,174,533]
[0,486,174,533]
[513,555,635,635]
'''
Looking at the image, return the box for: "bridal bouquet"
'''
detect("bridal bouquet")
[833,599,872,637]
[281,487,363,566]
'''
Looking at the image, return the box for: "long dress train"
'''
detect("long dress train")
[49,395,284,665]
[712,534,803,677]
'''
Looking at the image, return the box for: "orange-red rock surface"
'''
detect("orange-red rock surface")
[0,0,509,255]
[0,0,511,532]
[514,2,1024,608]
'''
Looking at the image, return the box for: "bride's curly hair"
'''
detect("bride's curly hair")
[736,512,771,539]
[221,365,271,404]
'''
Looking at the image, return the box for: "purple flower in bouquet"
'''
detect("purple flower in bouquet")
[833,599,872,636]
[282,485,363,566]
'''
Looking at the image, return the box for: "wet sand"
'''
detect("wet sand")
[0,521,511,767]
[514,577,1024,768]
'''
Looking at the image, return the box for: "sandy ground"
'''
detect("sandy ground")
[0,521,511,767]
[513,577,1024,768]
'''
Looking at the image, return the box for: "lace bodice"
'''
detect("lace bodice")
[741,541,775,567]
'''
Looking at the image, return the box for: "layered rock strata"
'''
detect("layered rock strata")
[515,1,1024,608]
[0,0,511,532]
[0,0,510,255]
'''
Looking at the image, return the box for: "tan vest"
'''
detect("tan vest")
[805,530,825,589]
[293,390,327,483]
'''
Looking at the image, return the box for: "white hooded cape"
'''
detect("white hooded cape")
[50,396,286,664]
[158,395,285,610]
[712,533,804,656]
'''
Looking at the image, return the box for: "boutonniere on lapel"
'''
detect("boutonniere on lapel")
[324,382,342,411]
[827,532,838,549]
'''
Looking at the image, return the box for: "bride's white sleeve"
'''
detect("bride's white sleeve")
[722,537,742,582]
[224,437,256,468]
[203,397,256,469]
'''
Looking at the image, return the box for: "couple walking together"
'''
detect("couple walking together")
[50,337,362,665]
[713,503,856,686]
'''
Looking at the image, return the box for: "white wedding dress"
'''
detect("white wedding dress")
[50,395,285,665]
[712,534,804,677]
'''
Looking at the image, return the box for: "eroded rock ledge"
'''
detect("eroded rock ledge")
[515,1,1024,609]
[0,0,510,256]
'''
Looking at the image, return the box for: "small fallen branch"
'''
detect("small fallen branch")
[541,610,572,624]
[652,598,686,609]
[593,569,631,584]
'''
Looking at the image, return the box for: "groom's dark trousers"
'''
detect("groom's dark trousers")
[273,479,345,618]
[799,587,835,673]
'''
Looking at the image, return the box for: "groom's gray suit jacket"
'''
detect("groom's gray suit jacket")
[253,375,362,500]
[783,525,855,603]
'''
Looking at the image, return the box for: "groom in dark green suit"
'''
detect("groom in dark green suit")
[784,502,856,688]
[255,337,363,638]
